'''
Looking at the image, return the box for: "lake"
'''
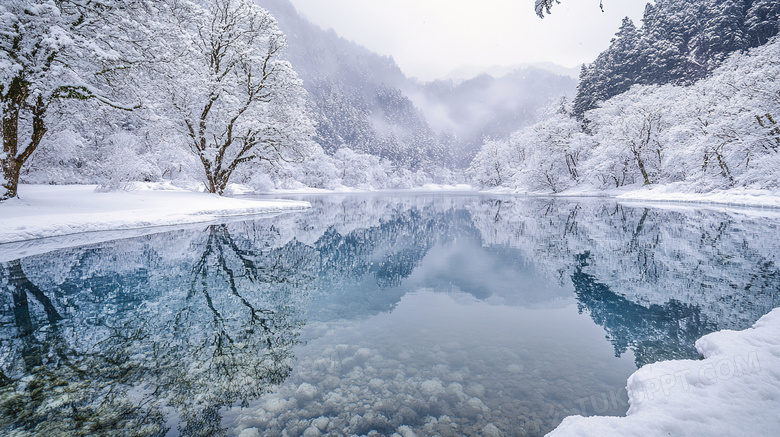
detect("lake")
[1,194,778,436]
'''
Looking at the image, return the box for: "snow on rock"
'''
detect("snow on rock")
[0,184,309,245]
[547,307,780,436]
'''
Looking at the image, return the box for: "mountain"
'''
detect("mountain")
[411,68,577,165]
[261,0,576,168]
[444,62,580,83]
[261,0,447,169]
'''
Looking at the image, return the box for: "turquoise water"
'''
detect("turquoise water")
[1,195,778,436]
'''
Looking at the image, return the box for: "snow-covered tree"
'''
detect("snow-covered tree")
[0,1,143,201]
[535,0,603,18]
[467,139,516,187]
[468,98,587,193]
[588,86,668,186]
[517,101,591,193]
[156,0,317,195]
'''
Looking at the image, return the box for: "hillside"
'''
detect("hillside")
[261,0,575,168]
[574,0,780,117]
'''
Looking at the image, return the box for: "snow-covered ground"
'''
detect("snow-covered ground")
[231,183,477,195]
[0,184,309,246]
[548,307,780,437]
[614,185,780,209]
[482,185,780,210]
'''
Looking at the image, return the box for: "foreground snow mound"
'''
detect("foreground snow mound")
[548,308,780,436]
[0,185,309,245]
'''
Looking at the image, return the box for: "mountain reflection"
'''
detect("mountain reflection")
[1,195,779,435]
[571,251,717,367]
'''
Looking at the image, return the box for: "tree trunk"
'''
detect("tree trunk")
[0,156,22,201]
[633,151,652,185]
[1,78,24,201]
[2,78,46,201]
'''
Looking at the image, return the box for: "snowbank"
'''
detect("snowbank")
[479,184,780,210]
[230,183,478,195]
[548,307,780,436]
[0,184,310,246]
[615,185,780,209]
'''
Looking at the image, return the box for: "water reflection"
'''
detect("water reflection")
[470,198,780,366]
[0,194,779,436]
[571,252,717,367]
[0,224,310,436]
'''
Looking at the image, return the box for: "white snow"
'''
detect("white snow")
[480,184,780,210]
[0,184,309,246]
[615,185,780,209]
[548,307,780,437]
[244,183,478,195]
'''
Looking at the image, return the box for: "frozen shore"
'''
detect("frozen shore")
[0,184,310,247]
[614,185,780,209]
[548,307,780,436]
[482,185,780,210]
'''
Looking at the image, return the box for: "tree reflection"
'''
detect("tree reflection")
[164,224,310,436]
[0,224,312,436]
[571,251,717,367]
[3,195,780,434]
[471,197,780,366]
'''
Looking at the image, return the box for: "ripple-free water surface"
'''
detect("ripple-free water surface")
[1,195,778,436]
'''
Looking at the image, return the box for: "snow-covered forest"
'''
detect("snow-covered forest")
[0,0,575,200]
[3,0,780,201]
[471,0,780,194]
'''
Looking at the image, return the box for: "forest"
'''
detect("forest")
[470,0,780,194]
[2,0,780,201]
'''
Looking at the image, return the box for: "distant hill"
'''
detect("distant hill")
[444,62,580,83]
[410,68,576,165]
[261,0,576,168]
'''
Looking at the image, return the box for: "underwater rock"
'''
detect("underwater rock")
[296,383,318,401]
[420,379,445,396]
[483,423,502,437]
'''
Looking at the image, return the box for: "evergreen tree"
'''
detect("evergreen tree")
[745,0,780,46]
[572,0,780,118]
[689,0,748,77]
[572,17,641,118]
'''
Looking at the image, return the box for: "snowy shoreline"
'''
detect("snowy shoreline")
[3,183,780,259]
[480,185,780,211]
[547,307,780,437]
[0,184,310,250]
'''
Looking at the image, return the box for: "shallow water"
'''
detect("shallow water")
[1,195,778,436]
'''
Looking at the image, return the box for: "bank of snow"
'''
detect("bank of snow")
[548,307,780,437]
[228,183,478,195]
[481,184,780,210]
[614,185,780,209]
[0,184,310,246]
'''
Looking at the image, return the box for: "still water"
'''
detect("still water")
[1,195,778,436]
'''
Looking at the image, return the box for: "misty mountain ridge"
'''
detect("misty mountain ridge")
[261,0,575,168]
[442,62,581,83]
[410,67,576,162]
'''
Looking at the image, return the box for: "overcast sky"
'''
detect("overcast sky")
[287,0,650,81]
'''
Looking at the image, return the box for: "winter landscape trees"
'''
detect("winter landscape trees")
[471,0,780,194]
[159,0,316,195]
[2,0,779,201]
[0,0,322,201]
[0,1,142,200]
